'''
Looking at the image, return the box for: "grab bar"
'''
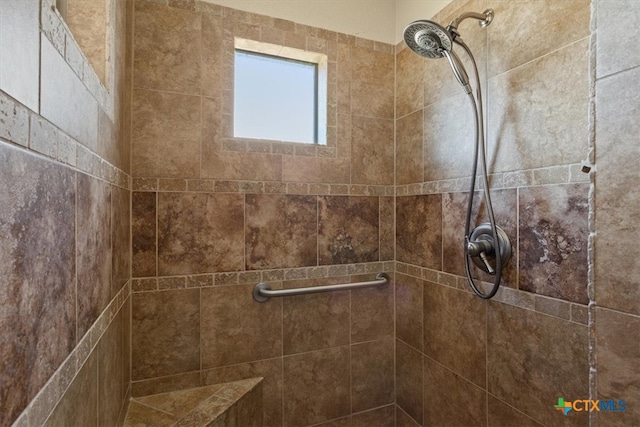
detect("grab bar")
[253,272,390,302]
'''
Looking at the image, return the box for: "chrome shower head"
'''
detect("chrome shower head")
[403,19,471,94]
[403,20,452,59]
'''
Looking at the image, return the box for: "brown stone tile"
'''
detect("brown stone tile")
[350,46,394,119]
[519,184,589,304]
[595,65,640,316]
[133,0,201,93]
[283,278,350,355]
[134,385,223,418]
[395,273,423,351]
[283,346,350,427]
[396,47,424,119]
[77,173,112,339]
[352,405,395,427]
[98,310,124,427]
[312,416,351,427]
[351,338,394,413]
[396,339,423,425]
[351,116,394,185]
[237,380,263,427]
[396,110,423,185]
[318,196,379,265]
[245,194,317,270]
[132,191,157,277]
[112,185,131,295]
[122,297,131,400]
[487,39,590,173]
[488,0,590,77]
[423,356,486,426]
[201,13,223,97]
[351,276,394,343]
[158,192,244,275]
[132,88,201,178]
[201,285,282,368]
[202,358,283,427]
[442,189,518,288]
[131,289,200,380]
[379,196,394,261]
[423,281,486,387]
[596,308,640,427]
[0,144,76,427]
[487,302,589,427]
[0,0,40,111]
[44,352,98,427]
[396,194,442,269]
[281,155,350,184]
[124,401,177,426]
[488,396,544,427]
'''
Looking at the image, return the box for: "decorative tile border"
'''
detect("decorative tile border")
[12,282,131,427]
[132,177,394,196]
[395,261,588,325]
[0,91,130,189]
[131,261,396,292]
[395,163,592,196]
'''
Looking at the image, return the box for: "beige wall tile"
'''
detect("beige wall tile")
[596,308,640,426]
[396,47,424,118]
[350,47,394,119]
[597,0,640,78]
[351,116,394,185]
[396,110,424,185]
[0,0,40,112]
[282,155,349,184]
[487,39,590,173]
[488,0,590,77]
[132,89,201,178]
[595,65,640,316]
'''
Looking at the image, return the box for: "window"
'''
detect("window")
[234,38,327,145]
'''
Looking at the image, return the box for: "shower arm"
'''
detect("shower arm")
[447,9,494,39]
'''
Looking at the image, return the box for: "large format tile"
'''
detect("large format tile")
[351,275,394,343]
[131,289,200,380]
[488,302,589,427]
[488,0,590,77]
[596,308,640,427]
[112,185,131,295]
[351,116,394,185]
[519,184,589,304]
[245,194,317,270]
[98,310,124,427]
[395,273,423,351]
[350,46,394,119]
[283,278,350,355]
[283,346,350,427]
[352,405,395,427]
[318,196,379,265]
[0,144,76,426]
[396,340,423,425]
[76,173,112,339]
[423,281,486,387]
[597,0,640,78]
[595,65,640,316]
[488,396,543,427]
[201,285,282,368]
[133,0,201,94]
[379,196,394,261]
[423,357,486,427]
[351,338,394,413]
[487,39,590,173]
[396,194,442,269]
[132,88,201,178]
[132,191,157,277]
[395,47,424,119]
[395,110,423,185]
[158,192,244,275]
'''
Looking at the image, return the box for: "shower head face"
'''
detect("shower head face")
[403,20,453,59]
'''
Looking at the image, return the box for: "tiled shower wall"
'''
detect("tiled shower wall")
[129,1,396,426]
[394,0,597,426]
[0,0,132,426]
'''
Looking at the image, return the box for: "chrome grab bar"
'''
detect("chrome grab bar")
[252,272,390,302]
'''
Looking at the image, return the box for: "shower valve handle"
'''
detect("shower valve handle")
[467,239,493,257]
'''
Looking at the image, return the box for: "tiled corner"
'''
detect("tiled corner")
[396,110,424,185]
[396,339,423,425]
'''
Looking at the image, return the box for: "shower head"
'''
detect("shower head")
[403,20,452,59]
[403,20,471,94]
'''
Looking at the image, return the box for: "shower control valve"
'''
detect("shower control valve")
[466,223,512,275]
